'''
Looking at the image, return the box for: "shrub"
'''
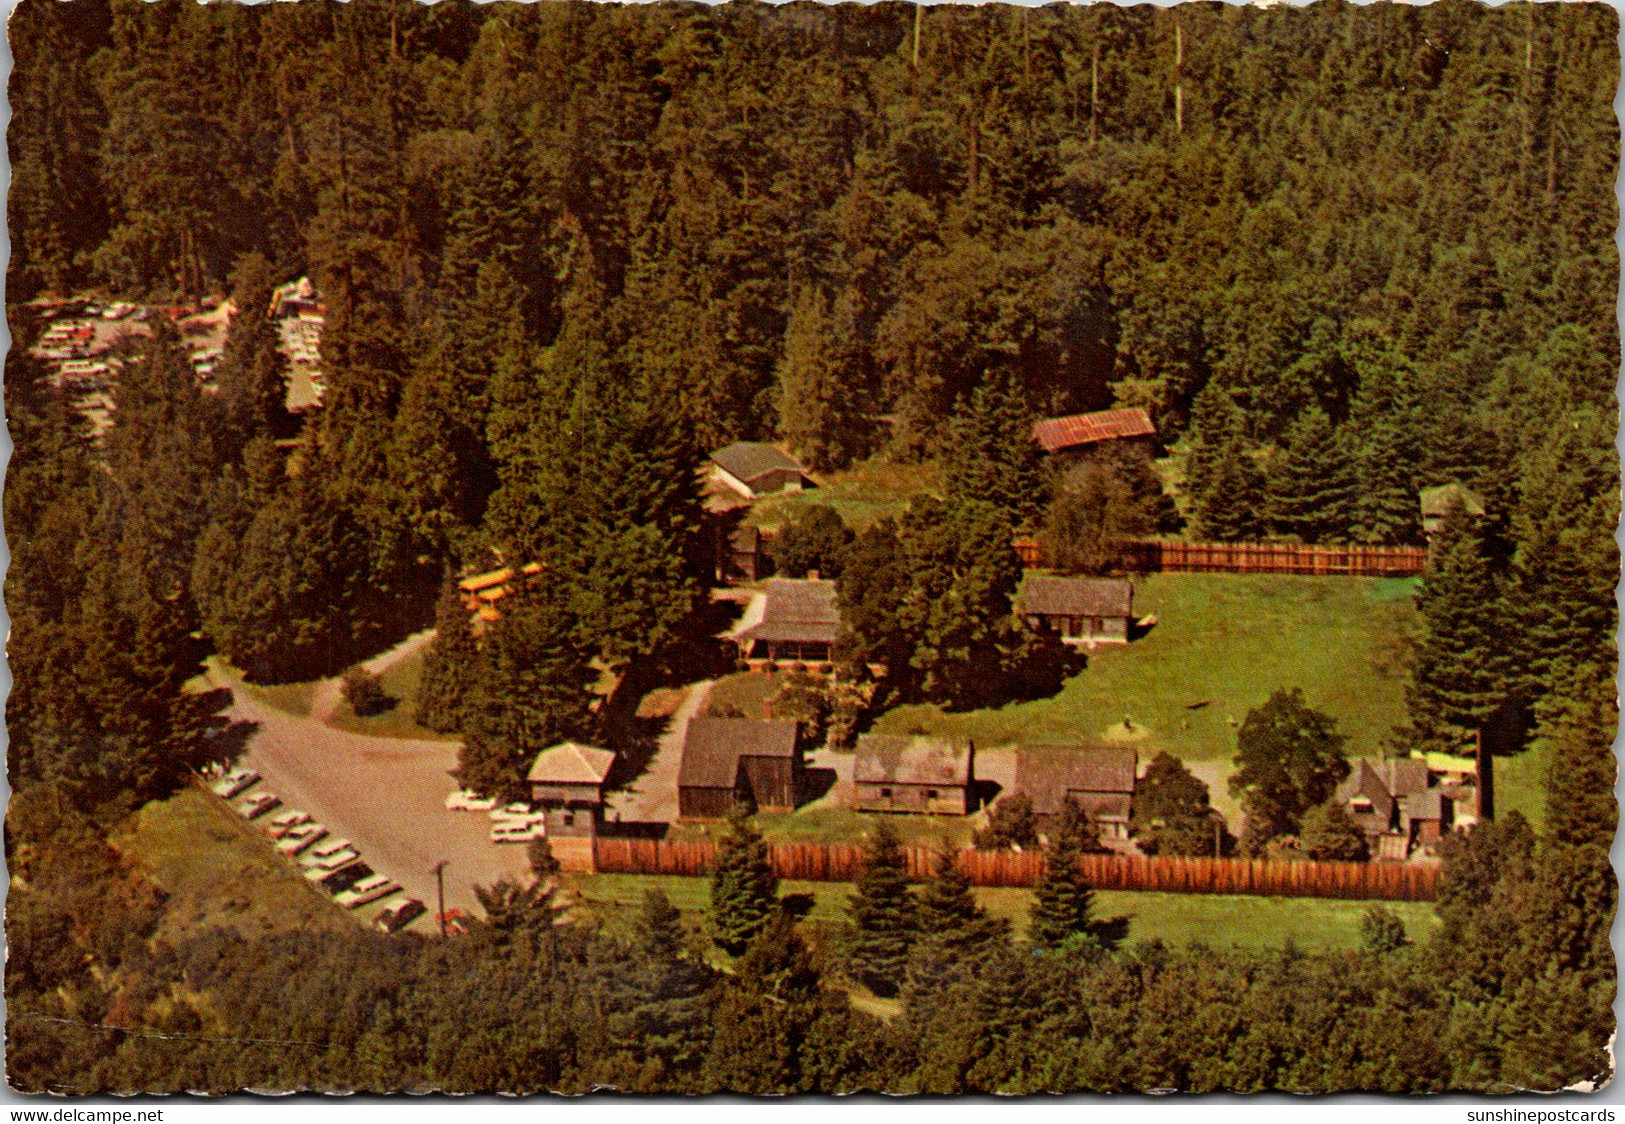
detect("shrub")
[341,666,392,717]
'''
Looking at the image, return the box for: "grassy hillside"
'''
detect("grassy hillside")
[572,872,1440,952]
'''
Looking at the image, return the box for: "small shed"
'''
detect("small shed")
[1018,575,1134,646]
[1012,744,1138,841]
[678,717,804,819]
[710,442,812,500]
[854,735,974,815]
[526,741,617,839]
[731,577,842,666]
[1032,407,1156,457]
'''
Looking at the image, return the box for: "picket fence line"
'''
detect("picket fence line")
[590,838,1440,902]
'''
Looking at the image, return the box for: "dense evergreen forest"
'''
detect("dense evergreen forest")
[5,0,1618,1094]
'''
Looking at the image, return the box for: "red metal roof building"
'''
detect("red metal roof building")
[1032,407,1157,455]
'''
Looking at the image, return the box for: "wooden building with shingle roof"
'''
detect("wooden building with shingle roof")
[1012,744,1138,840]
[854,734,975,815]
[678,717,805,819]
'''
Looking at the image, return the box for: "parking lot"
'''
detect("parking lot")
[213,673,535,932]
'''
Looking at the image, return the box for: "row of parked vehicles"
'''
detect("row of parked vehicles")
[445,790,548,844]
[205,765,427,935]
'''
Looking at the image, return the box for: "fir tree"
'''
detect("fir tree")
[1264,407,1356,544]
[214,252,290,452]
[905,839,1008,999]
[1029,797,1099,950]
[844,820,918,998]
[942,368,1046,526]
[1184,385,1266,542]
[708,807,780,956]
[777,288,874,473]
[415,577,480,734]
[1406,505,1518,751]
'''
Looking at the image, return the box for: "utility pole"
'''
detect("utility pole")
[913,1,922,71]
[434,860,448,939]
[1174,21,1184,137]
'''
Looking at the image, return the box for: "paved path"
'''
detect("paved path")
[210,664,532,933]
[604,680,714,826]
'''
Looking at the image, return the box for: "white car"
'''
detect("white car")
[302,837,353,862]
[275,825,327,856]
[491,819,545,844]
[303,847,361,873]
[239,792,281,819]
[333,874,390,906]
[490,802,534,820]
[211,770,260,799]
[445,790,488,812]
[346,881,402,909]
[266,810,311,838]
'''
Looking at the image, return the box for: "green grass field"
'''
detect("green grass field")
[744,456,941,532]
[571,872,1440,952]
[109,786,360,944]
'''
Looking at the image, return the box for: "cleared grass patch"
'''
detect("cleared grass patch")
[570,872,1440,952]
[324,646,458,742]
[744,456,940,532]
[109,785,359,944]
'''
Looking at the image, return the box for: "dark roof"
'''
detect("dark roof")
[678,718,800,789]
[738,578,842,645]
[855,735,973,787]
[1032,408,1156,454]
[1014,745,1137,817]
[1402,791,1446,821]
[1019,575,1134,619]
[710,442,808,484]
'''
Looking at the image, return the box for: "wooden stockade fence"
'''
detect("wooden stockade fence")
[1119,540,1427,577]
[591,838,1439,902]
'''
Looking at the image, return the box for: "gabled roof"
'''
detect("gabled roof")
[1032,408,1156,454]
[1014,745,1137,817]
[1019,575,1134,619]
[710,442,808,484]
[679,718,801,789]
[737,578,842,645]
[855,735,973,787]
[527,742,617,786]
[1419,483,1487,521]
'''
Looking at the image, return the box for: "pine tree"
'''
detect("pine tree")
[1029,796,1099,950]
[415,577,480,734]
[214,252,290,452]
[844,820,918,998]
[777,288,874,473]
[905,839,1008,999]
[456,585,597,800]
[1264,407,1356,544]
[1184,385,1266,542]
[942,368,1046,526]
[605,890,715,1088]
[708,807,780,956]
[1406,505,1518,751]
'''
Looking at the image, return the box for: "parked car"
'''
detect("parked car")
[266,810,311,838]
[490,802,536,821]
[211,770,260,799]
[239,792,281,819]
[333,874,390,907]
[346,881,401,909]
[305,847,361,873]
[275,824,327,856]
[375,899,426,934]
[305,855,362,882]
[303,837,353,862]
[491,819,544,844]
[319,863,374,895]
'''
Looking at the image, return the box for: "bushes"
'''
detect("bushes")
[340,666,392,717]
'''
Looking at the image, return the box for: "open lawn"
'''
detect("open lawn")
[109,785,361,944]
[744,456,940,532]
[324,645,458,742]
[873,572,1428,820]
[570,872,1440,952]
